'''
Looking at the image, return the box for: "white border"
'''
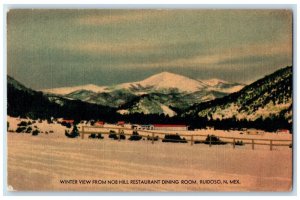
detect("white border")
[0,1,299,199]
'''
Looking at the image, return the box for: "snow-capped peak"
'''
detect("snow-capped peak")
[118,71,206,92]
[42,84,108,95]
[42,72,244,96]
[201,78,229,87]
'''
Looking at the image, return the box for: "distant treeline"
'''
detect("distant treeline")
[118,114,292,132]
[188,116,292,132]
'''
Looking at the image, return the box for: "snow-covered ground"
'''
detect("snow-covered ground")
[6,116,293,191]
[7,131,292,192]
[7,116,292,145]
[7,116,71,136]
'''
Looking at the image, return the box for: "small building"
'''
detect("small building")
[141,124,154,130]
[95,121,104,127]
[276,129,290,134]
[117,121,125,127]
[61,119,74,124]
[152,124,187,131]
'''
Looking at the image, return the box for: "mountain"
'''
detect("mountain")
[42,72,244,116]
[7,66,293,130]
[65,89,138,108]
[117,92,189,117]
[43,84,109,95]
[116,89,232,117]
[7,76,118,120]
[201,79,245,93]
[115,72,208,93]
[7,76,34,94]
[183,66,292,122]
[8,76,57,118]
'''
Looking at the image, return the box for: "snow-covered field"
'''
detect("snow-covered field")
[6,117,292,191]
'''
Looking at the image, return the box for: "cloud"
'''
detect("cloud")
[119,39,292,69]
[77,10,171,26]
[53,40,208,65]
[58,40,161,54]
[7,9,292,89]
[51,35,291,76]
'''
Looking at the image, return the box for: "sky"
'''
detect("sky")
[7,9,292,90]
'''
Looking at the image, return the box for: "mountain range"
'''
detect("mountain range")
[7,66,292,128]
[183,66,292,122]
[42,72,245,116]
[7,76,119,120]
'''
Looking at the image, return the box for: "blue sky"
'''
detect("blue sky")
[7,9,292,90]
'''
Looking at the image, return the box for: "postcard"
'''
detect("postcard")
[6,9,293,192]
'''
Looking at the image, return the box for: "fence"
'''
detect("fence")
[79,126,292,151]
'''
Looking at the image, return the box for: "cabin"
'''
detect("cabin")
[95,121,104,127]
[117,121,125,127]
[141,124,154,130]
[152,124,188,131]
[131,124,148,130]
[61,119,74,124]
[276,129,290,134]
